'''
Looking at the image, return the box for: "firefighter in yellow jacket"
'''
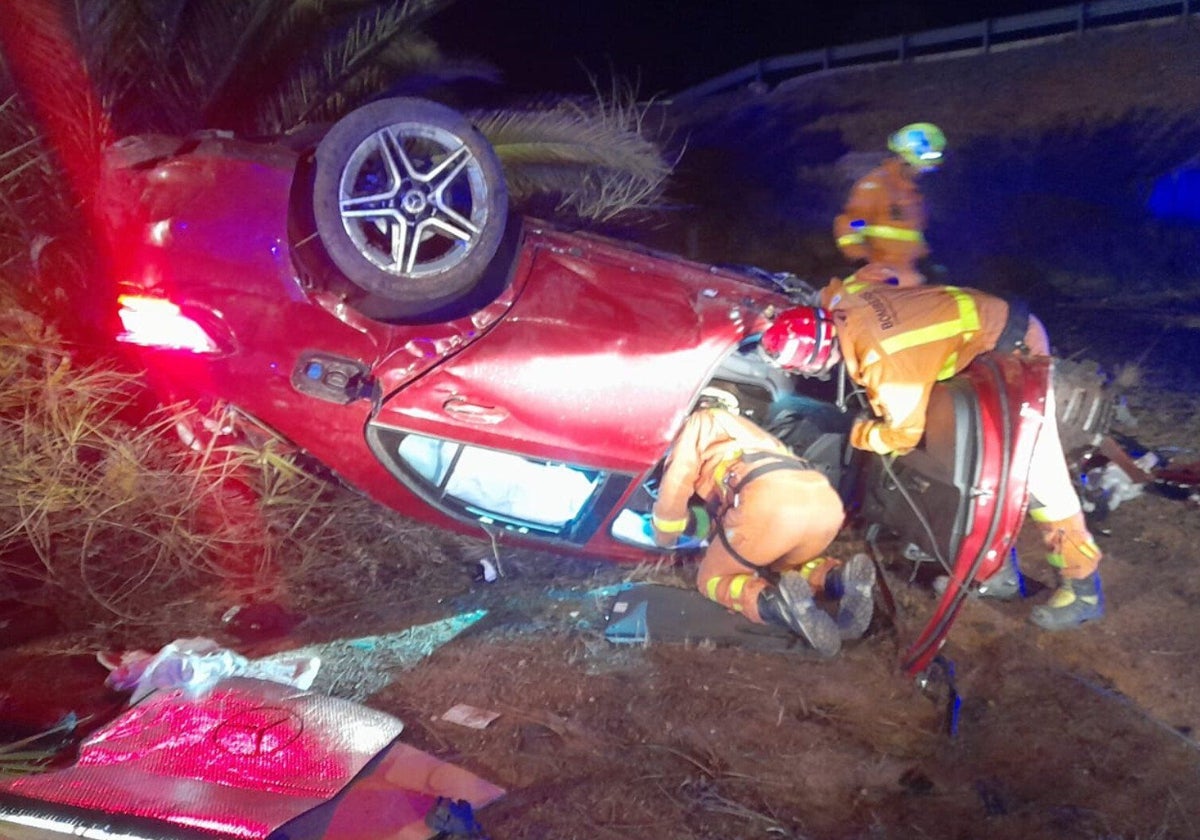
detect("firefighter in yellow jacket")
[650,393,876,657]
[758,280,1104,631]
[833,123,945,288]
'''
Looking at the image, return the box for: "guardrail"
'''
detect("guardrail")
[671,0,1196,102]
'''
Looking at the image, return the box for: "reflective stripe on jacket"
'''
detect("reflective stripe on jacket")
[819,279,1010,455]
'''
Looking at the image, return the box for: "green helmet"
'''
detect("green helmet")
[889,122,946,172]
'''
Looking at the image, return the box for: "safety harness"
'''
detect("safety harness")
[994,296,1031,354]
[715,450,816,576]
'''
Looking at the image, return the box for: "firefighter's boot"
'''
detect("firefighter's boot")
[976,558,1024,600]
[758,572,841,657]
[824,554,877,640]
[933,556,1023,601]
[1029,512,1103,630]
[1029,572,1104,631]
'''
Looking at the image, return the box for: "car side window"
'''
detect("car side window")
[395,433,603,532]
[397,434,457,486]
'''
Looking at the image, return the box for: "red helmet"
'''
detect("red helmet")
[760,307,838,374]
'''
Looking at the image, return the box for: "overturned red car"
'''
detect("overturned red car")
[98,97,1054,678]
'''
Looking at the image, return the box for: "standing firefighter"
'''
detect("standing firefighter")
[649,393,876,657]
[758,278,1104,630]
[833,123,946,288]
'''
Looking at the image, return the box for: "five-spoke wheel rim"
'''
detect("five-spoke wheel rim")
[338,123,492,279]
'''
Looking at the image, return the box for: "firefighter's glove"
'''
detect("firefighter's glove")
[852,417,918,457]
[669,506,712,551]
[686,505,712,541]
[648,506,711,550]
[851,416,896,456]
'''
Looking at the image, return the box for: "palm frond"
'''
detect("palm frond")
[0,92,80,289]
[471,89,675,221]
[252,3,462,133]
[166,0,288,130]
[265,45,498,135]
[254,28,454,133]
[74,0,188,133]
[259,0,457,81]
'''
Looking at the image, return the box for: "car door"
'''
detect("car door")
[857,352,1051,678]
[365,228,782,557]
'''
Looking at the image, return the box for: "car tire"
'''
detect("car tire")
[1052,358,1115,461]
[311,97,509,318]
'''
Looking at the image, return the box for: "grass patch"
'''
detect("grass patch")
[0,295,482,646]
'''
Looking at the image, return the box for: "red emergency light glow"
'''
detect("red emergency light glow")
[116,295,221,354]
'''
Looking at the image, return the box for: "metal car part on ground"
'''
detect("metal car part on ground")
[0,676,503,840]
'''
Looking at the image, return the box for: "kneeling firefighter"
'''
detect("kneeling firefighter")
[758,271,1104,630]
[649,391,876,657]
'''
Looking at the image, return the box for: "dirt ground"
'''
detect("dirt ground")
[341,491,1200,840]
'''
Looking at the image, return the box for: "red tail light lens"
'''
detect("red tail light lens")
[116,294,222,354]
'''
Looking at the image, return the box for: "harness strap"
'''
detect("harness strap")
[727,457,813,496]
[715,451,815,577]
[995,297,1031,354]
[717,521,778,579]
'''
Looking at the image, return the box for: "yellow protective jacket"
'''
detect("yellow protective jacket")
[833,156,929,270]
[819,279,1011,455]
[650,408,791,546]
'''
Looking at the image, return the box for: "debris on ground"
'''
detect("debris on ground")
[1151,458,1200,507]
[101,637,319,703]
[441,703,502,730]
[220,602,306,643]
[0,676,504,840]
[283,610,489,702]
[425,796,490,839]
[1079,433,1200,519]
[1079,445,1156,516]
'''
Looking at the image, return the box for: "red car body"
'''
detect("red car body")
[99,131,783,563]
[96,104,1046,678]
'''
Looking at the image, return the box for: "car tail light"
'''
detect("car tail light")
[116,294,223,354]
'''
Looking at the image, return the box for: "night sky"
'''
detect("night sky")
[430,0,1078,96]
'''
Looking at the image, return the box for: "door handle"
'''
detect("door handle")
[442,396,509,424]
